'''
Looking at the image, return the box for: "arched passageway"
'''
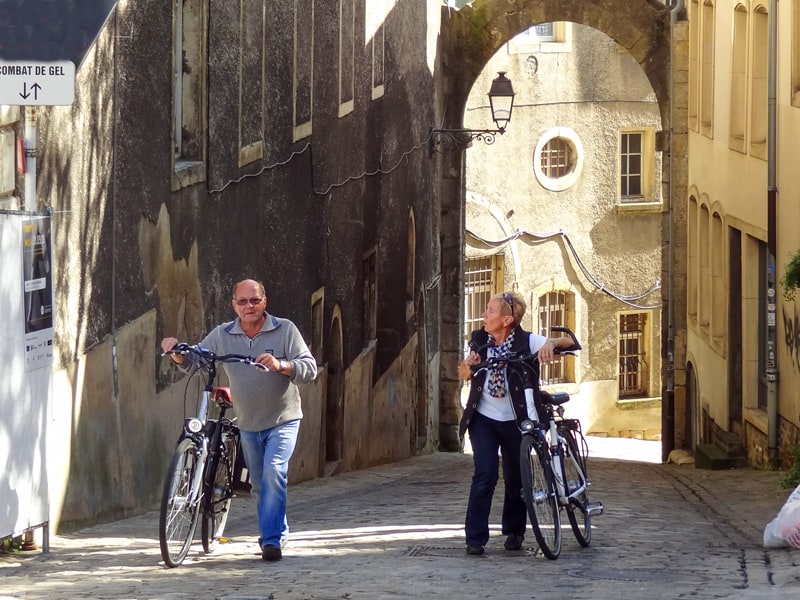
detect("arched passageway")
[433,0,688,459]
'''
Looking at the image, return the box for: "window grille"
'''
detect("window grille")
[538,291,567,384]
[463,255,503,345]
[540,137,572,179]
[619,313,647,396]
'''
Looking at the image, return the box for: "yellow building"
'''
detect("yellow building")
[687,0,800,468]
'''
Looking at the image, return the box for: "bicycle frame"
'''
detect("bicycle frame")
[469,326,602,559]
[159,344,263,567]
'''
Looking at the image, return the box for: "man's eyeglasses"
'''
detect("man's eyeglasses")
[235,297,264,307]
[503,293,514,317]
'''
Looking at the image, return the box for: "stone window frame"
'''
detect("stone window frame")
[293,0,314,142]
[172,0,207,191]
[617,310,654,398]
[729,3,747,153]
[239,0,265,168]
[749,3,769,160]
[367,0,386,100]
[339,0,355,117]
[507,22,572,55]
[792,0,800,106]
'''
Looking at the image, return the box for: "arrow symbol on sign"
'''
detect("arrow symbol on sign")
[19,82,42,100]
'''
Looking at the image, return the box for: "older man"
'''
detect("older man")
[161,279,317,561]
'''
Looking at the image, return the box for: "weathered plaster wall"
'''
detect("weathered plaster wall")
[30,0,443,531]
[342,336,419,471]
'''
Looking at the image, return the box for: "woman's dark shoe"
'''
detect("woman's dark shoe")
[504,534,524,551]
[465,544,485,555]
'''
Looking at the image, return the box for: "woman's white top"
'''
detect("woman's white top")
[475,332,548,422]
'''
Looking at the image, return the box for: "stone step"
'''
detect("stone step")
[694,443,748,470]
[712,429,745,456]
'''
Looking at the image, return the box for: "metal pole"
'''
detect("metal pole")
[24,106,37,211]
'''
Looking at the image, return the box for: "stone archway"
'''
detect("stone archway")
[434,0,688,458]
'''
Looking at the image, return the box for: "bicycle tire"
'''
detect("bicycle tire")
[520,433,562,560]
[201,424,238,553]
[561,430,592,547]
[159,437,202,567]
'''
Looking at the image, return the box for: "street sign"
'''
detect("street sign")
[0,61,75,106]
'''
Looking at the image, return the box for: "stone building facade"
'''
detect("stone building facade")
[1,0,685,535]
[462,22,664,440]
[685,0,800,469]
[2,1,445,532]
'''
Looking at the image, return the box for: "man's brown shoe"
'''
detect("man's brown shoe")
[261,544,282,561]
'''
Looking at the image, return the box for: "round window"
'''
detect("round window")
[533,127,584,192]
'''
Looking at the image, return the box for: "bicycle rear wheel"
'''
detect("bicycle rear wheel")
[561,429,591,547]
[202,424,238,553]
[520,433,562,560]
[159,437,201,567]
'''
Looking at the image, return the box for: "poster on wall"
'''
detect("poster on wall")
[22,216,54,371]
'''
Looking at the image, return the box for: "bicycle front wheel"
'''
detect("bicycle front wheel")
[202,425,238,553]
[520,433,562,560]
[159,438,202,567]
[561,429,592,547]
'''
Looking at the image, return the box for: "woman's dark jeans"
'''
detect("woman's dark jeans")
[465,411,527,547]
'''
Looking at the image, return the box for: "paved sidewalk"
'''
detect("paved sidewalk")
[1,439,798,599]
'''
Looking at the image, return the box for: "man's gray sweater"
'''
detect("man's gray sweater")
[184,312,317,432]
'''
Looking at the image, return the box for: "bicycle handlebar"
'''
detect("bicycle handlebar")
[162,343,268,371]
[468,327,581,376]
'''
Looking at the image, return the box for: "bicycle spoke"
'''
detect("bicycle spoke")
[159,438,201,567]
[520,434,561,559]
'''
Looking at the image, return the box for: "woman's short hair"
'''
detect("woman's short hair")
[492,290,526,325]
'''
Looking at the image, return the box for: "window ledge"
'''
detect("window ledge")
[615,201,664,215]
[172,160,205,191]
[616,396,662,410]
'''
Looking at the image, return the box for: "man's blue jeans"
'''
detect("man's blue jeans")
[464,412,526,547]
[239,419,300,549]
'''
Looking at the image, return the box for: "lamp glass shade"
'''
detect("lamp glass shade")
[488,71,515,132]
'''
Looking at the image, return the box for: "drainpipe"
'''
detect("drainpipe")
[766,0,778,464]
[663,0,685,462]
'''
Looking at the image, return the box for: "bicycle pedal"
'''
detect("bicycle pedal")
[586,501,604,517]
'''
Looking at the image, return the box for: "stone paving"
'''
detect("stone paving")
[1,438,799,599]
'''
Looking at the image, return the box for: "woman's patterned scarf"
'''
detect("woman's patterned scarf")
[487,330,515,398]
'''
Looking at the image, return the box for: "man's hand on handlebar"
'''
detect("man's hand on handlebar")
[160,337,186,364]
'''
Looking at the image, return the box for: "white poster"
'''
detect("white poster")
[21,216,54,370]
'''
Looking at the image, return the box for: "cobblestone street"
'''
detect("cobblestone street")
[1,439,798,599]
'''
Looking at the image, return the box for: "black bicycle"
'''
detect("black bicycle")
[158,344,265,568]
[469,327,603,560]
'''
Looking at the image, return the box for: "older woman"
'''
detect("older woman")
[458,290,574,556]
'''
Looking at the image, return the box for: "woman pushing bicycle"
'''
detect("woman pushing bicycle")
[458,290,574,556]
[161,278,317,562]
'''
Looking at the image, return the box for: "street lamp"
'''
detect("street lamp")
[430,71,516,155]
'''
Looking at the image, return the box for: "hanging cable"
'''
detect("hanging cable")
[466,227,661,309]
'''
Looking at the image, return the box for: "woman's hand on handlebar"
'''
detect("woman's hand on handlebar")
[538,339,558,364]
[458,351,480,380]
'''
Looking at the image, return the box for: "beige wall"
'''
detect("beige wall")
[687,0,800,465]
